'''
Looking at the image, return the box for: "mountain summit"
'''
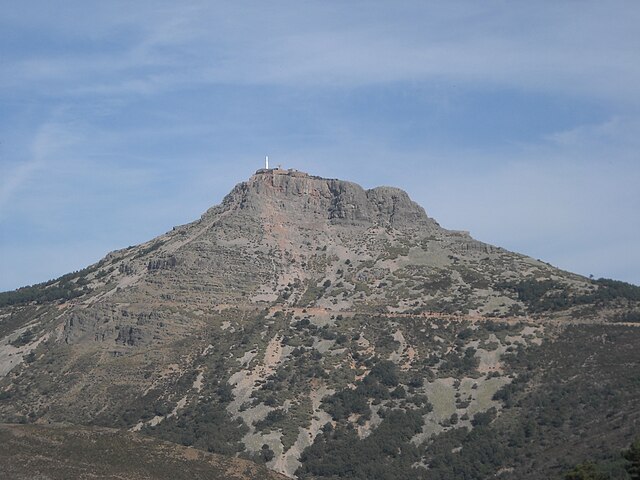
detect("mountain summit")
[221,169,436,228]
[1,170,639,479]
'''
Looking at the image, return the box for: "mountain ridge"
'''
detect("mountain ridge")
[0,169,638,479]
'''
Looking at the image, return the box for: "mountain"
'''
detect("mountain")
[1,168,639,479]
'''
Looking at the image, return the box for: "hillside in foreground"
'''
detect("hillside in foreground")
[0,423,287,480]
[1,169,638,479]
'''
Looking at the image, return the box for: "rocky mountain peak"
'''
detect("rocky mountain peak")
[1,168,639,480]
[220,168,437,229]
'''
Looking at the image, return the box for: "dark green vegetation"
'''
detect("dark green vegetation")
[297,410,425,480]
[0,267,98,307]
[0,424,287,480]
[285,323,640,480]
[9,328,35,347]
[419,325,640,480]
[614,312,640,323]
[321,357,434,423]
[624,439,640,480]
[0,240,168,308]
[497,278,640,314]
[563,438,640,480]
[142,397,248,456]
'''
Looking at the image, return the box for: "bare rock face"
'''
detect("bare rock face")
[219,169,438,229]
[365,186,431,227]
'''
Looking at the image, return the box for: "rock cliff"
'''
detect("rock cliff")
[219,169,437,229]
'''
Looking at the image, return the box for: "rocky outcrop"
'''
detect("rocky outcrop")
[219,169,438,229]
[147,256,178,271]
[63,306,166,347]
[115,325,145,346]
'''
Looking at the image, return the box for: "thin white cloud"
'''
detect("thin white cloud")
[0,121,80,217]
[2,1,640,103]
[544,116,640,156]
[0,160,42,215]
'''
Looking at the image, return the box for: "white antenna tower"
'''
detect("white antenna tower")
[265,155,269,169]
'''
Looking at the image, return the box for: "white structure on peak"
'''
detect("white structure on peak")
[265,155,269,169]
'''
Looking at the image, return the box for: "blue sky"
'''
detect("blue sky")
[1,1,639,291]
